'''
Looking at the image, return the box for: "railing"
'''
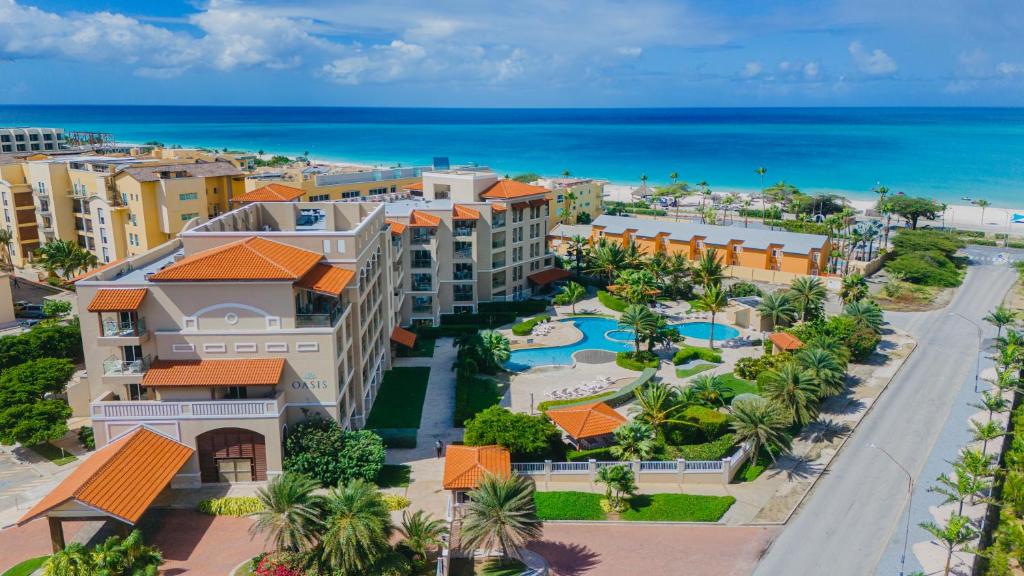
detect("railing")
[453,271,473,281]
[492,281,506,289]
[492,259,506,268]
[412,305,432,314]
[453,249,472,259]
[453,292,474,302]
[102,355,150,376]
[685,460,724,472]
[411,259,432,269]
[511,463,545,474]
[639,461,678,473]
[296,307,342,328]
[492,238,506,249]
[411,283,433,292]
[453,226,474,237]
[101,317,146,337]
[92,393,283,420]
[551,462,589,473]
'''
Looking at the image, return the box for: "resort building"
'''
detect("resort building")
[538,177,605,227]
[72,201,397,486]
[0,127,65,154]
[590,215,831,281]
[245,164,427,203]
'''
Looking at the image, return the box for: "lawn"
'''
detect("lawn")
[719,372,758,401]
[365,367,431,429]
[396,335,436,358]
[1,557,48,576]
[375,464,412,488]
[733,454,770,483]
[619,493,736,522]
[454,375,506,426]
[534,491,607,520]
[675,363,716,379]
[29,443,77,466]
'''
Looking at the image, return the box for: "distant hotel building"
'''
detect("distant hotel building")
[0,127,65,154]
[243,164,429,202]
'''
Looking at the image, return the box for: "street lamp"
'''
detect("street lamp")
[948,312,984,392]
[869,442,914,576]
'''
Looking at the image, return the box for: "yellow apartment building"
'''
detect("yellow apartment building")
[538,177,605,227]
[245,165,428,202]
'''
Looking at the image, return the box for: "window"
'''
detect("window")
[101,247,110,262]
[453,262,473,280]
[309,194,329,202]
[97,208,105,225]
[179,192,199,201]
[410,228,432,245]
[453,284,474,302]
[225,386,248,399]
[411,250,432,268]
[453,241,472,259]
[130,213,137,226]
[411,273,432,292]
[368,187,387,196]
[181,212,199,221]
[100,228,108,244]
[341,190,359,199]
[412,296,432,313]
[492,213,505,228]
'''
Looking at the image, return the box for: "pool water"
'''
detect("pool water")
[505,318,741,371]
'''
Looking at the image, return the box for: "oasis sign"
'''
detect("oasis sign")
[291,371,327,390]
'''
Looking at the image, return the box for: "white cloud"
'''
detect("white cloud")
[803,62,820,79]
[848,41,897,75]
[996,62,1024,77]
[616,47,643,57]
[740,61,763,78]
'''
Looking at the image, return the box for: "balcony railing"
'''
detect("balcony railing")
[453,226,475,237]
[411,283,433,292]
[492,280,506,289]
[91,391,285,420]
[101,317,147,337]
[453,248,472,259]
[492,259,506,268]
[412,304,432,313]
[492,237,506,249]
[296,307,342,328]
[411,259,432,269]
[453,270,473,281]
[453,291,474,302]
[103,355,151,376]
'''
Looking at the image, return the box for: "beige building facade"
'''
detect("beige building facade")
[245,165,427,203]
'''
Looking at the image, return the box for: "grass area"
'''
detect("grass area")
[365,367,431,429]
[375,464,412,488]
[1,557,49,576]
[619,493,736,522]
[449,558,528,576]
[718,372,759,402]
[597,290,627,312]
[29,443,77,466]
[534,491,607,520]
[396,335,436,358]
[454,375,506,427]
[733,454,770,483]
[675,363,716,379]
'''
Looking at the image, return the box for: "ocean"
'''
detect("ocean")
[0,106,1022,207]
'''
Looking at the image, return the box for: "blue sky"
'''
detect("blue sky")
[1,0,1023,107]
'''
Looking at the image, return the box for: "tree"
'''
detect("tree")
[566,235,589,278]
[0,357,75,446]
[463,406,560,460]
[693,284,727,348]
[249,473,323,553]
[616,269,659,305]
[789,276,827,322]
[971,418,1005,456]
[35,240,98,280]
[0,229,14,272]
[609,420,657,460]
[971,390,1010,422]
[977,199,991,224]
[398,510,448,569]
[43,299,73,319]
[629,381,686,432]
[760,363,820,425]
[883,196,943,230]
[478,330,511,371]
[843,299,885,334]
[839,273,869,305]
[757,291,798,330]
[795,347,846,398]
[554,281,586,314]
[589,242,627,284]
[316,479,396,576]
[929,470,989,515]
[689,374,733,407]
[729,395,791,462]
[619,304,659,355]
[44,542,92,576]
[919,514,978,576]
[460,474,543,561]
[596,464,637,512]
[756,167,769,229]
[693,249,723,290]
[986,306,1017,341]
[283,416,385,487]
[44,530,162,576]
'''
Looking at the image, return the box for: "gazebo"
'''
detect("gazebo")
[769,332,804,354]
[442,445,511,505]
[545,402,627,449]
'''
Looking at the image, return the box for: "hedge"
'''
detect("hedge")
[478,299,550,315]
[382,494,411,511]
[672,346,722,365]
[673,434,737,461]
[567,446,616,462]
[954,229,986,238]
[616,351,660,371]
[512,315,551,336]
[967,238,998,246]
[454,374,503,426]
[441,312,517,328]
[369,428,418,449]
[1008,240,1024,249]
[995,233,1009,240]
[538,367,658,411]
[623,207,667,216]
[198,496,263,516]
[597,290,627,312]
[414,325,479,338]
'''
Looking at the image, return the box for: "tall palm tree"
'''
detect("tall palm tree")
[694,249,723,290]
[919,515,977,576]
[976,199,990,224]
[478,330,511,370]
[669,171,678,184]
[638,174,649,197]
[616,269,658,304]
[589,242,626,284]
[795,347,846,398]
[317,479,395,575]
[757,291,798,330]
[664,253,692,298]
[595,464,637,512]
[689,374,733,407]
[929,471,989,515]
[693,284,727,349]
[619,304,659,355]
[843,299,885,334]
[729,395,791,462]
[971,390,1009,423]
[567,235,590,278]
[839,273,869,305]
[398,510,448,568]
[755,167,768,228]
[741,198,752,228]
[760,364,821,425]
[90,529,162,575]
[555,281,586,314]
[460,474,543,561]
[644,252,670,286]
[971,419,1005,456]
[789,276,827,322]
[629,381,686,432]
[249,472,323,553]
[985,306,1017,341]
[609,420,657,460]
[0,228,14,272]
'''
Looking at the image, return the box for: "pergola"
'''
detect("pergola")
[18,426,193,552]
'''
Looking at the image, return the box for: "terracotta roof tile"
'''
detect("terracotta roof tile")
[391,326,417,348]
[480,179,550,200]
[87,288,148,312]
[18,427,193,525]
[546,402,626,439]
[149,237,323,282]
[386,220,408,235]
[409,210,441,227]
[142,358,285,387]
[769,332,803,351]
[233,183,305,203]
[511,202,530,210]
[296,263,355,296]
[452,205,481,220]
[527,268,572,286]
[443,445,511,491]
[490,204,507,213]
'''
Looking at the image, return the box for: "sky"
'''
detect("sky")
[1,0,1023,107]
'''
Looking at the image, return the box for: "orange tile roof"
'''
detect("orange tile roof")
[403,181,423,191]
[296,263,355,296]
[443,445,511,491]
[480,179,550,200]
[527,268,572,286]
[452,205,481,220]
[87,288,148,312]
[511,201,530,210]
[409,210,441,227]
[546,402,626,439]
[386,219,408,235]
[391,326,417,348]
[529,198,549,207]
[490,203,507,213]
[18,427,193,525]
[233,183,305,203]
[149,237,323,282]
[769,332,804,351]
[69,258,125,284]
[143,358,285,387]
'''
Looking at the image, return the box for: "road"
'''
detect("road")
[755,255,1018,576]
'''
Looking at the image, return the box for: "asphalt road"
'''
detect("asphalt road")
[754,259,1018,576]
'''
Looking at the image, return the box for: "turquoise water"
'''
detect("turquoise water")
[0,106,1022,206]
[505,318,740,371]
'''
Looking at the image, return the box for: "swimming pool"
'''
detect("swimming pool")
[505,318,741,371]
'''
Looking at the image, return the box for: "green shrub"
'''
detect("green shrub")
[463,406,563,460]
[1007,240,1024,249]
[198,496,263,516]
[616,351,660,371]
[954,229,986,238]
[764,219,830,235]
[512,315,552,336]
[995,233,1009,240]
[441,312,517,328]
[597,290,627,312]
[967,238,998,246]
[382,494,410,511]
[478,299,550,316]
[733,454,771,483]
[726,282,762,298]
[738,207,783,219]
[0,319,83,371]
[414,325,478,338]
[77,426,95,450]
[673,434,737,461]
[283,416,385,487]
[734,352,791,380]
[619,493,735,522]
[567,446,616,462]
[534,491,607,520]
[892,229,965,256]
[680,405,729,441]
[672,346,722,365]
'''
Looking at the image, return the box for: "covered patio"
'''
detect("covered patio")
[545,401,627,450]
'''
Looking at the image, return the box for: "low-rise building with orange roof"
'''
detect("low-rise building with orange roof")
[443,444,512,502]
[545,402,627,449]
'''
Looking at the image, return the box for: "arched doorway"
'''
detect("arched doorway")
[196,428,267,483]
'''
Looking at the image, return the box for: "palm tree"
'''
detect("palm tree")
[689,374,733,407]
[843,299,885,334]
[479,330,511,370]
[91,529,163,574]
[562,169,571,177]
[629,381,686,432]
[919,515,977,576]
[36,239,97,280]
[755,167,768,229]
[839,273,869,305]
[971,390,1009,422]
[567,235,589,278]
[757,291,798,330]
[398,510,448,568]
[693,249,723,290]
[619,304,659,355]
[795,347,846,398]
[44,543,92,576]
[669,171,678,184]
[789,276,827,322]
[929,471,989,515]
[460,474,543,561]
[693,284,727,348]
[609,420,657,460]
[249,472,323,553]
[639,174,649,197]
[985,306,1017,341]
[595,464,637,512]
[976,199,990,224]
[971,418,1005,456]
[555,281,586,314]
[760,363,820,425]
[589,242,626,284]
[0,228,14,272]
[742,198,752,228]
[317,479,395,575]
[730,395,791,462]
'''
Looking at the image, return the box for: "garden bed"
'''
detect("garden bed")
[675,362,716,379]
[365,367,431,429]
[533,491,735,522]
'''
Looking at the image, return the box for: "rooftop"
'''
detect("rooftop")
[234,183,305,203]
[479,179,551,200]
[443,445,511,491]
[118,160,242,182]
[592,214,829,254]
[143,358,286,387]
[148,237,323,282]
[190,201,381,235]
[546,402,626,439]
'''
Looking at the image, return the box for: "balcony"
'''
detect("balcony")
[492,237,506,249]
[296,307,343,328]
[492,280,506,290]
[453,248,472,259]
[453,225,475,238]
[103,354,151,377]
[411,258,432,269]
[91,390,285,421]
[411,282,433,292]
[454,270,473,281]
[453,287,474,302]
[98,316,149,345]
[492,258,506,268]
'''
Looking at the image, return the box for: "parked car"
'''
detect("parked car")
[18,319,40,328]
[16,304,45,319]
